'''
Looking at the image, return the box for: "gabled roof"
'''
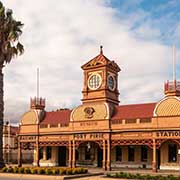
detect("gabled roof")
[39,103,156,125]
[40,110,71,125]
[112,103,156,120]
[81,47,120,72]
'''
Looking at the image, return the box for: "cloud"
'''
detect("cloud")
[1,0,179,124]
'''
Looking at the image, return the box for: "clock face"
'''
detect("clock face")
[108,75,116,91]
[88,73,102,90]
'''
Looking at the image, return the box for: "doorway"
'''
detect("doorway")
[157,149,160,169]
[58,146,66,166]
[97,146,103,167]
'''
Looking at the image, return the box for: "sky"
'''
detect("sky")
[1,0,180,124]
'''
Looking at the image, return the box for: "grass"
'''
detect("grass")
[107,172,180,180]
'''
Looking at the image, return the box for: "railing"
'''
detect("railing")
[30,97,45,108]
[164,80,180,92]
[40,123,69,128]
[111,118,152,125]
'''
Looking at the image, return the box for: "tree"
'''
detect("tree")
[0,1,24,166]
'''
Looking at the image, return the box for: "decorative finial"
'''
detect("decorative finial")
[100,45,103,54]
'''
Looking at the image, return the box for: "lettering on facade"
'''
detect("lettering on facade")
[80,122,98,126]
[74,133,104,139]
[20,136,36,141]
[156,131,180,137]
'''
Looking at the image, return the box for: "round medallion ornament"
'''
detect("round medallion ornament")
[84,107,95,119]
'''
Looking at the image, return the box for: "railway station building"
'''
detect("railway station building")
[18,47,180,172]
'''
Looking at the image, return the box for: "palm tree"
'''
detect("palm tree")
[0,1,24,167]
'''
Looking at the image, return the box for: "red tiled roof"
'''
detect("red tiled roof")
[112,103,156,120]
[41,110,71,125]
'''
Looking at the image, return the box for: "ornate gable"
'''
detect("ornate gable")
[81,46,120,72]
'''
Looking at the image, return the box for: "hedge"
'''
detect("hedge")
[0,166,88,175]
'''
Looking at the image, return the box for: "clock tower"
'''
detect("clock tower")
[81,46,121,105]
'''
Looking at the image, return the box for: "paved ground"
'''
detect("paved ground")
[74,176,114,180]
[0,174,65,180]
[0,174,108,180]
[2,166,180,180]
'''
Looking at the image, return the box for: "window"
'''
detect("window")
[108,75,115,90]
[40,124,48,128]
[112,119,122,124]
[168,144,177,162]
[75,150,79,160]
[46,146,52,160]
[125,119,136,124]
[141,146,148,162]
[116,146,122,161]
[88,74,102,90]
[50,124,58,128]
[128,146,135,161]
[85,146,91,160]
[140,118,151,123]
[39,147,43,159]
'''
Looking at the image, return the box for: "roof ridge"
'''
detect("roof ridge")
[46,109,72,113]
[118,102,156,107]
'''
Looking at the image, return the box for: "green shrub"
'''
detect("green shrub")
[115,172,119,178]
[45,168,52,175]
[13,167,18,173]
[80,167,87,174]
[75,168,82,174]
[52,168,59,175]
[72,168,77,175]
[24,168,31,174]
[18,167,24,173]
[31,168,37,174]
[145,174,153,180]
[84,168,88,173]
[0,166,87,175]
[59,168,66,175]
[107,172,111,177]
[122,172,128,178]
[168,175,176,180]
[37,168,45,174]
[135,173,142,179]
[66,168,72,175]
[7,167,13,173]
[1,167,7,172]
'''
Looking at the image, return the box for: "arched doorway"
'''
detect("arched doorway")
[76,141,103,167]
[158,139,180,170]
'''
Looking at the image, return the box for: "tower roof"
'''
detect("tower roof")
[81,46,121,72]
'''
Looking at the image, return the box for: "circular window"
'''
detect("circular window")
[108,75,116,91]
[88,74,102,90]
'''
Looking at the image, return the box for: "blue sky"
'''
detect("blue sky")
[110,0,180,47]
[1,0,180,124]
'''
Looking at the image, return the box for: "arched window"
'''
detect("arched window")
[168,144,177,162]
